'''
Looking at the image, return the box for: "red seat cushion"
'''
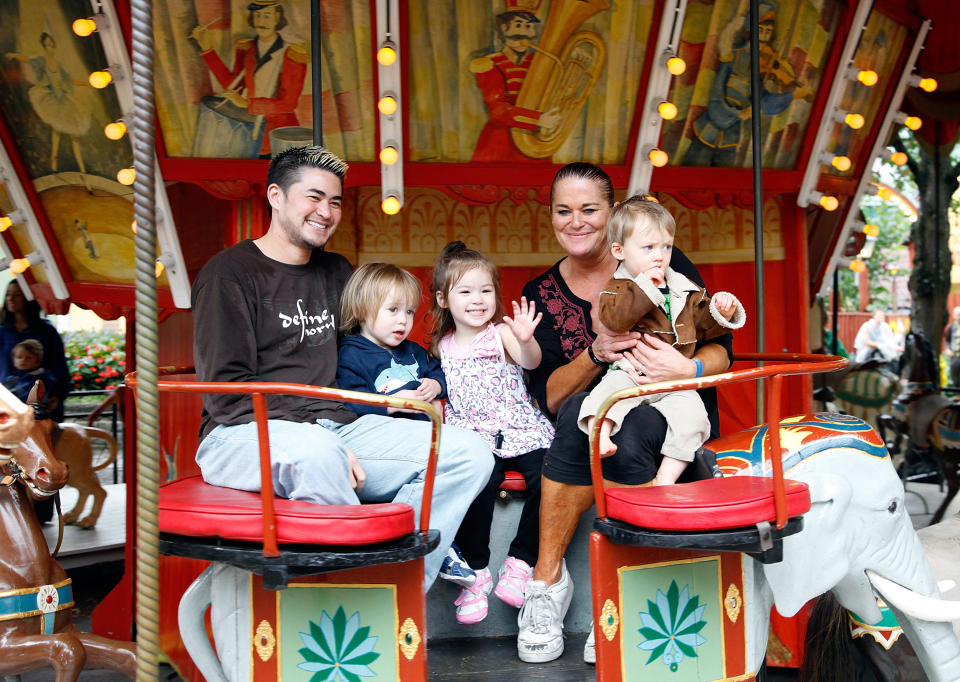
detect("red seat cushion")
[159,476,415,546]
[604,477,811,532]
[500,470,526,492]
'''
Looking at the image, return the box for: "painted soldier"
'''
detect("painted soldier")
[470,0,560,162]
[192,0,307,156]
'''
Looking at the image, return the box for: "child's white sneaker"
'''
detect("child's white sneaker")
[494,556,533,608]
[455,568,492,625]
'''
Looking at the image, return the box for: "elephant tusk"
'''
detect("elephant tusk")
[867,570,960,623]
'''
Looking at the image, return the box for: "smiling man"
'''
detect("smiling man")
[191,146,493,588]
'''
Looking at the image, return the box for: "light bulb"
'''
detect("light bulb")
[72,18,97,37]
[918,77,937,92]
[0,216,11,231]
[381,195,401,215]
[379,146,399,165]
[889,151,907,166]
[647,148,668,167]
[10,258,29,275]
[850,259,866,273]
[862,224,879,237]
[856,69,878,86]
[377,43,397,66]
[877,186,894,200]
[830,155,851,172]
[88,70,112,89]
[130,220,137,233]
[844,113,865,130]
[666,56,686,76]
[104,121,126,140]
[155,260,165,277]
[377,96,397,116]
[819,195,839,211]
[657,101,678,120]
[117,168,135,185]
[904,116,922,131]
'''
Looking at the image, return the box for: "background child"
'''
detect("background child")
[4,338,59,408]
[337,262,446,420]
[430,241,555,625]
[579,196,745,484]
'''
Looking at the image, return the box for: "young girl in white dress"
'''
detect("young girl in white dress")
[430,242,555,625]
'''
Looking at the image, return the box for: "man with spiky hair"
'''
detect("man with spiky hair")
[191,146,492,588]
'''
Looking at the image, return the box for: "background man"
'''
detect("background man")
[943,306,960,386]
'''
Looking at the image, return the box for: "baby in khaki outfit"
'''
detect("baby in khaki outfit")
[578,196,746,485]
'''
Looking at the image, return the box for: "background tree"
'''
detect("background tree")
[891,123,960,348]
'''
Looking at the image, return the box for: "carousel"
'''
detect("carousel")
[0,0,959,680]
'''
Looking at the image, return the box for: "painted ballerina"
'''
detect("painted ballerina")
[6,32,92,183]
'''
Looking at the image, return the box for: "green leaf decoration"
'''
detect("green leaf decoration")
[297,606,381,681]
[637,580,708,672]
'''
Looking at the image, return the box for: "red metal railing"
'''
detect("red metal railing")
[589,353,848,529]
[126,368,442,557]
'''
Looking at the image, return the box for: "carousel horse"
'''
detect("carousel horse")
[0,383,135,681]
[876,331,960,525]
[826,359,900,427]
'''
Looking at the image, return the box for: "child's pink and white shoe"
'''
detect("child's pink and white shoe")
[455,567,492,625]
[494,556,533,608]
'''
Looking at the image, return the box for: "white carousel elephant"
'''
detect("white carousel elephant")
[178,416,960,680]
[746,444,960,679]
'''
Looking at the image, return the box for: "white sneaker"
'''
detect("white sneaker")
[583,624,596,664]
[517,560,573,663]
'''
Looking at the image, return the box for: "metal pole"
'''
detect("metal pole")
[749,0,766,423]
[311,0,323,146]
[831,268,839,356]
[130,0,160,679]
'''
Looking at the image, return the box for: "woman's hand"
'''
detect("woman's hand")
[621,334,696,384]
[591,326,641,364]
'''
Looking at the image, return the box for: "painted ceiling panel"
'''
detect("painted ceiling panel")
[660,0,842,169]
[153,0,375,161]
[407,0,655,164]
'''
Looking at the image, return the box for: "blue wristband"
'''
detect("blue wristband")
[693,358,703,378]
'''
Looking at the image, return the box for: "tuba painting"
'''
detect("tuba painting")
[511,0,610,158]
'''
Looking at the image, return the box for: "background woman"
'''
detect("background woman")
[515,162,734,664]
[0,280,71,420]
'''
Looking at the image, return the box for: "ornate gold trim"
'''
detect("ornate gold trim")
[725,584,742,624]
[254,619,276,662]
[399,617,421,660]
[600,599,619,641]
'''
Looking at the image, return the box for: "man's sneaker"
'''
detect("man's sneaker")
[455,568,493,625]
[495,556,533,608]
[583,624,596,664]
[517,560,573,663]
[438,545,476,587]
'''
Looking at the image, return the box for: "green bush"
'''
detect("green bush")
[64,330,125,392]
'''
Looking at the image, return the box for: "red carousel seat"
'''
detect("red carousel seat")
[159,476,414,546]
[500,470,526,492]
[604,476,811,532]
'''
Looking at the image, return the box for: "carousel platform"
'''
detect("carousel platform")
[40,483,126,568]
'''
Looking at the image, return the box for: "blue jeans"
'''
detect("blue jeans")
[196,414,493,588]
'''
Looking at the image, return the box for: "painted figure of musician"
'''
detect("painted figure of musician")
[685,0,811,167]
[470,0,561,162]
[191,0,307,156]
